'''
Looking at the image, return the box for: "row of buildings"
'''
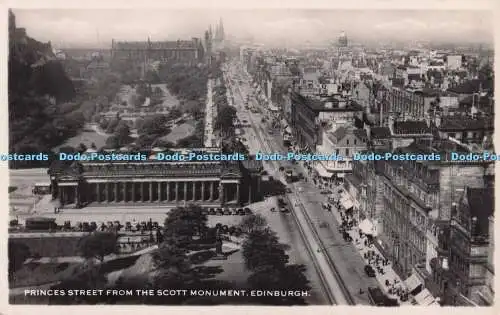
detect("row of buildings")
[243,39,495,305]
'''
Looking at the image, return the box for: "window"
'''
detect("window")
[346,139,350,145]
[354,139,357,145]
[345,149,350,156]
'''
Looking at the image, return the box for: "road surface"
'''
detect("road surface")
[225,60,378,305]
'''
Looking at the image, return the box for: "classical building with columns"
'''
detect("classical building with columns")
[48,150,263,208]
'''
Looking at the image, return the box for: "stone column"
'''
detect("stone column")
[175,182,179,201]
[219,183,225,203]
[132,182,136,202]
[114,183,119,202]
[184,182,188,201]
[149,182,153,202]
[158,182,162,202]
[192,182,196,201]
[74,186,79,205]
[141,182,145,202]
[105,183,110,202]
[166,182,170,201]
[58,186,63,204]
[236,183,240,204]
[248,182,252,204]
[201,182,205,201]
[210,182,214,201]
[123,182,127,202]
[95,184,100,203]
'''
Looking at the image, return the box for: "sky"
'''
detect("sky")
[12,9,494,48]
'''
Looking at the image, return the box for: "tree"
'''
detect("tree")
[152,241,191,272]
[105,135,120,149]
[138,114,168,135]
[215,105,236,132]
[223,139,249,155]
[114,121,131,145]
[238,214,267,234]
[8,240,30,276]
[242,228,290,271]
[105,118,120,134]
[77,232,118,263]
[163,205,208,247]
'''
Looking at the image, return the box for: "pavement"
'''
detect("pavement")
[226,62,364,304]
[246,78,412,305]
[223,65,328,305]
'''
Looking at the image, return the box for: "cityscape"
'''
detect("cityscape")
[7,7,495,307]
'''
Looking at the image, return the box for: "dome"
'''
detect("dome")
[338,31,348,47]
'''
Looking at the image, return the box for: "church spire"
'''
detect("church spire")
[218,17,224,40]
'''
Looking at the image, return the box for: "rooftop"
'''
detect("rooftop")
[393,121,431,135]
[447,79,493,94]
[292,92,363,112]
[439,116,494,131]
[370,127,391,139]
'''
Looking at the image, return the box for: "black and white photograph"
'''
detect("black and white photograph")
[6,0,495,307]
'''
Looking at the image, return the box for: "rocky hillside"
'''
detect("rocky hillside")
[9,10,81,168]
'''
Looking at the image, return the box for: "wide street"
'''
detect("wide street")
[224,60,378,305]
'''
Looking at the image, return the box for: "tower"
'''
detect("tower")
[218,17,225,41]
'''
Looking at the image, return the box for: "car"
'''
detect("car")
[223,208,232,215]
[364,265,376,277]
[244,207,252,215]
[216,208,224,216]
[280,207,290,213]
[237,208,245,215]
[208,208,216,215]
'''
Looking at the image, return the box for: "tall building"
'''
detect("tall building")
[111,38,205,64]
[214,17,225,45]
[338,31,348,47]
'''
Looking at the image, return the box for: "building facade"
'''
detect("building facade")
[445,186,494,305]
[48,151,263,209]
[291,92,363,150]
[111,38,204,63]
[377,141,493,279]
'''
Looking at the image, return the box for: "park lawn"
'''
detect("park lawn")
[10,262,82,288]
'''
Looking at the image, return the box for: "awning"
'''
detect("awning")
[315,163,334,178]
[405,274,423,294]
[359,219,377,236]
[414,289,436,305]
[340,197,354,210]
